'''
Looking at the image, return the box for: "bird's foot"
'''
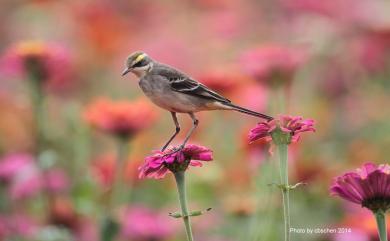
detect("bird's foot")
[162,144,184,157]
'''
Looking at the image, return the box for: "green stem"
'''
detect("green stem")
[174,171,194,241]
[374,211,388,241]
[110,137,130,209]
[249,159,278,241]
[100,138,129,241]
[28,70,52,211]
[276,87,286,114]
[29,78,46,155]
[277,144,290,241]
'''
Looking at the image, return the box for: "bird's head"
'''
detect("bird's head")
[122,51,154,77]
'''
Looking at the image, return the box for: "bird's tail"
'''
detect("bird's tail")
[223,102,273,121]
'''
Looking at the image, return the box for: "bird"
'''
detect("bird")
[122,51,273,152]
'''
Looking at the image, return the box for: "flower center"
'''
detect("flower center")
[362,196,390,213]
[165,158,190,173]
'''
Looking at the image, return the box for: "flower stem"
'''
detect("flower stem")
[111,137,130,209]
[29,77,46,155]
[277,144,290,241]
[174,171,194,241]
[374,211,388,241]
[100,138,129,241]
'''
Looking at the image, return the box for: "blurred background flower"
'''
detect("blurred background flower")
[84,98,157,138]
[0,0,389,240]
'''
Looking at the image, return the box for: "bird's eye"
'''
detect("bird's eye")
[132,59,147,68]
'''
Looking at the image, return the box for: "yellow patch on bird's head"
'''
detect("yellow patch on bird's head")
[134,53,146,64]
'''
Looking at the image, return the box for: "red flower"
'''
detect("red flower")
[139,144,213,179]
[91,154,139,187]
[330,162,390,212]
[249,115,315,144]
[1,41,72,91]
[240,45,306,87]
[197,71,238,94]
[84,98,157,138]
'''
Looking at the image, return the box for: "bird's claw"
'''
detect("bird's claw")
[162,144,185,157]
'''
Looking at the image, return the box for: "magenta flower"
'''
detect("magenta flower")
[330,162,390,212]
[139,144,213,179]
[120,205,176,241]
[249,115,315,144]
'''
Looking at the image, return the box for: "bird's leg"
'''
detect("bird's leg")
[180,112,198,148]
[163,113,198,156]
[161,112,180,151]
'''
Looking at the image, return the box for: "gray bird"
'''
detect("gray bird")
[122,51,273,152]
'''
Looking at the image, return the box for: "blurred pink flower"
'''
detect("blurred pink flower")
[333,230,369,241]
[84,98,157,138]
[1,41,72,91]
[249,115,315,144]
[142,37,194,72]
[0,214,38,239]
[139,144,213,179]
[240,45,306,87]
[9,162,42,200]
[232,83,269,114]
[0,153,33,182]
[8,214,38,237]
[330,162,390,212]
[281,0,375,26]
[5,156,69,199]
[120,205,176,241]
[203,10,242,39]
[333,209,390,241]
[351,28,390,72]
[45,168,69,193]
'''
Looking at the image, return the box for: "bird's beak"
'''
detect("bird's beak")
[121,67,131,76]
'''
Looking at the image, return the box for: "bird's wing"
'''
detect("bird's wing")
[158,68,231,103]
[170,77,231,103]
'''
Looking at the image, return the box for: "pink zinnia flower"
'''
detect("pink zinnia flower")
[139,144,213,179]
[84,98,157,138]
[249,115,315,144]
[330,163,390,212]
[240,45,306,87]
[1,41,72,91]
[120,205,176,241]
